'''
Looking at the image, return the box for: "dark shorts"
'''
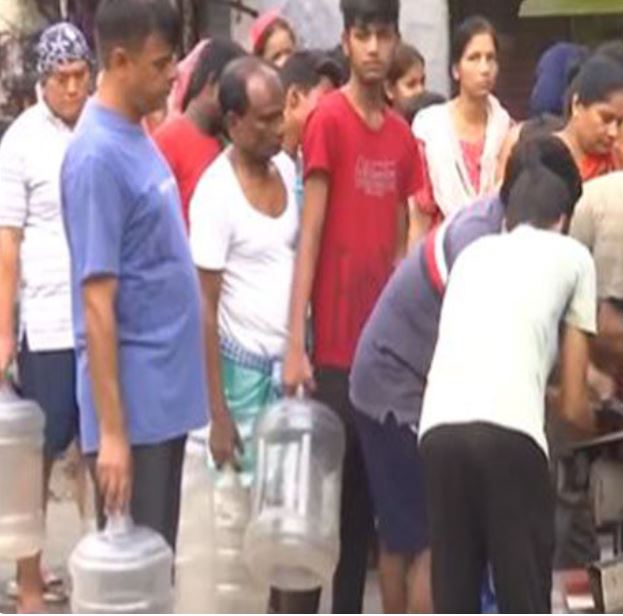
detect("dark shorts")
[353,409,429,555]
[17,336,79,458]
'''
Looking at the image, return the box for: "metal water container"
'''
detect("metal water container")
[0,382,44,559]
[244,397,345,590]
[69,515,174,613]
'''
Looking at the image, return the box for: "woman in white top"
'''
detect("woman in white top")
[413,16,512,219]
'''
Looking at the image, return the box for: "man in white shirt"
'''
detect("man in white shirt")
[0,23,91,612]
[190,56,295,477]
[419,157,596,613]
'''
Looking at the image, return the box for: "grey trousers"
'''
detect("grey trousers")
[87,435,187,551]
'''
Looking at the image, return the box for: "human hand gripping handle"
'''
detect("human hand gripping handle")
[97,428,132,516]
[282,344,315,397]
[209,410,243,470]
[0,331,15,383]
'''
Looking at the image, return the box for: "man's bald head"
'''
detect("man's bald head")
[219,56,285,162]
[218,55,283,118]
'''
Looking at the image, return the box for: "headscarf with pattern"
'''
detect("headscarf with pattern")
[36,22,91,80]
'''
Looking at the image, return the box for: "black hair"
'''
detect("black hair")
[279,50,341,93]
[254,17,296,58]
[451,15,498,66]
[387,42,425,86]
[501,136,582,230]
[95,0,180,67]
[182,39,246,111]
[339,0,400,31]
[574,56,623,107]
[594,40,623,68]
[327,45,350,85]
[219,56,277,117]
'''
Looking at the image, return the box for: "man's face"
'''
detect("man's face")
[229,71,285,162]
[117,33,177,117]
[574,91,623,156]
[343,22,398,85]
[287,76,334,134]
[42,60,91,126]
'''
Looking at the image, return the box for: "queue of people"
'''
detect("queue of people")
[2,0,623,613]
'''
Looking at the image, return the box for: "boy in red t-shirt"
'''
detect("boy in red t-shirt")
[282,0,422,612]
[154,40,245,229]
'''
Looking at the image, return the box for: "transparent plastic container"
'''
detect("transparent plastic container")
[213,465,268,613]
[244,397,345,590]
[69,515,173,613]
[175,432,215,614]
[0,382,44,559]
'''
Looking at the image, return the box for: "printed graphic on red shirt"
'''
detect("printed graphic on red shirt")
[303,90,422,368]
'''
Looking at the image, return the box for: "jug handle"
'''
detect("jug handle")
[105,513,133,537]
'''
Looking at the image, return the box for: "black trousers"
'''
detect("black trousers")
[271,368,375,614]
[421,423,554,614]
[87,435,187,551]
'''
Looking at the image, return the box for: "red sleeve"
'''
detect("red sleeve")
[302,104,334,180]
[413,138,441,219]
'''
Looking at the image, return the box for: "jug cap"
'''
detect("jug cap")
[70,514,173,570]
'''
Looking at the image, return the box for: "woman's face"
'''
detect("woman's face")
[262,26,296,68]
[453,32,498,99]
[387,61,425,119]
[573,90,623,156]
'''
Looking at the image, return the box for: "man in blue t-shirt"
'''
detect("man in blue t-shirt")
[61,0,208,549]
[349,135,583,612]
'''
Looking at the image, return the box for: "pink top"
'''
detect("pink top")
[460,139,485,194]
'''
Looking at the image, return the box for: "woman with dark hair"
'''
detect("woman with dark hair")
[558,55,623,180]
[500,55,623,183]
[413,16,512,217]
[250,9,296,68]
[385,42,426,122]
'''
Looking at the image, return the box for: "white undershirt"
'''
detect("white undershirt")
[190,150,298,358]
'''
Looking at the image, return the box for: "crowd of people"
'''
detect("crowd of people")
[1,0,623,613]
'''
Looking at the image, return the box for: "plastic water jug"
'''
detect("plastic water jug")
[0,382,44,559]
[175,432,215,613]
[212,464,269,613]
[69,515,174,613]
[244,397,345,590]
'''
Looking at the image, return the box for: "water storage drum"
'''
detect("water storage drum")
[69,515,174,613]
[0,382,44,559]
[244,396,345,590]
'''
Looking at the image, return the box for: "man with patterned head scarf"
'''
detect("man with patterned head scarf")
[0,21,91,612]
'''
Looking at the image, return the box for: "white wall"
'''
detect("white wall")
[0,0,45,34]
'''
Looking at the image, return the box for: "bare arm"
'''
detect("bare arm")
[197,268,240,467]
[407,198,432,251]
[0,228,21,377]
[558,323,594,435]
[282,172,329,394]
[591,300,623,376]
[83,276,131,514]
[395,200,409,262]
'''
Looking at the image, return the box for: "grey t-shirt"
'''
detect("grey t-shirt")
[349,195,505,427]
